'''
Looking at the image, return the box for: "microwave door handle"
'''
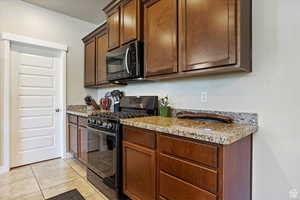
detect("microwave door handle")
[125,47,130,74]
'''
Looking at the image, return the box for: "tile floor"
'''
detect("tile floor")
[0,158,109,200]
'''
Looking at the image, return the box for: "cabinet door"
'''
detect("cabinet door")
[144,0,178,77]
[108,10,120,50]
[179,0,236,72]
[121,0,138,44]
[69,123,78,157]
[96,33,108,85]
[123,141,156,200]
[78,126,88,164]
[84,39,96,86]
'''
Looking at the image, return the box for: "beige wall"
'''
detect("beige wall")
[0,0,101,169]
[97,0,300,199]
[0,0,99,105]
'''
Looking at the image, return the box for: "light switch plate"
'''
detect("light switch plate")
[201,92,208,103]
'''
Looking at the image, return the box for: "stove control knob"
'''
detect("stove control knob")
[107,123,113,129]
[102,122,107,127]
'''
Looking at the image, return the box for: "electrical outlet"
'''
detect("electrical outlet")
[201,92,208,103]
[289,189,299,200]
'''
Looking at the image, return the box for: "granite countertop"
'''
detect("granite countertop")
[120,116,258,145]
[67,105,89,117]
[66,105,111,117]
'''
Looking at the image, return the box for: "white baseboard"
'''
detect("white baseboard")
[0,166,9,174]
[63,152,74,159]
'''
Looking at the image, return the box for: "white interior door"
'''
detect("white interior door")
[10,44,62,167]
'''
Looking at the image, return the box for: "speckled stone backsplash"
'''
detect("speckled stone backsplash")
[171,108,258,126]
[67,105,87,111]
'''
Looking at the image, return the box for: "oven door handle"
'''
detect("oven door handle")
[124,47,130,74]
[87,127,116,137]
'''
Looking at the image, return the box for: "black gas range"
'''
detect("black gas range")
[86,96,158,200]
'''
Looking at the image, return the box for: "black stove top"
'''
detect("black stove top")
[90,110,150,120]
[88,96,158,132]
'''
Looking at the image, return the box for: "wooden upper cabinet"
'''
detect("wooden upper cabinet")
[144,0,178,77]
[179,0,237,72]
[96,33,108,85]
[108,10,121,50]
[83,23,108,87]
[84,39,96,86]
[121,0,139,44]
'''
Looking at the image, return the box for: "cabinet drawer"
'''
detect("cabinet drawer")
[68,115,78,124]
[78,117,87,127]
[159,135,218,168]
[159,153,217,193]
[123,126,156,149]
[160,171,216,200]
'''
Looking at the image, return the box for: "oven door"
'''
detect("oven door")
[87,126,117,189]
[107,41,141,81]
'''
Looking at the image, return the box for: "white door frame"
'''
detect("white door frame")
[0,32,68,173]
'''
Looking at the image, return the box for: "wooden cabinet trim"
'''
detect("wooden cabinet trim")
[82,23,107,43]
[103,0,122,16]
[220,135,252,200]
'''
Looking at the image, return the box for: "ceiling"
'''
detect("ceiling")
[23,0,112,24]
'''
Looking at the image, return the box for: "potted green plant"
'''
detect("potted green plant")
[159,96,171,117]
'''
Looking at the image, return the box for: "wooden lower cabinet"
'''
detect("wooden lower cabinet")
[69,123,78,157]
[78,126,88,164]
[122,125,252,200]
[68,114,88,164]
[123,141,156,200]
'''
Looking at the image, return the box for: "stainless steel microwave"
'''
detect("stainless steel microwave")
[107,41,143,82]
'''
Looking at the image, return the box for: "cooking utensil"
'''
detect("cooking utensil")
[84,96,100,110]
[100,97,112,111]
[111,90,124,103]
